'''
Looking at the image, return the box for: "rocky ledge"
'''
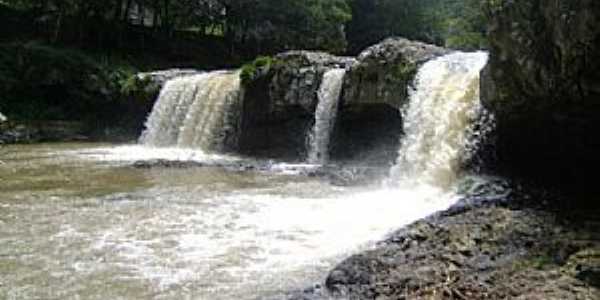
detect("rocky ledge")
[292,183,600,299]
[342,37,449,110]
[0,120,88,144]
[131,159,388,187]
[481,0,600,189]
[239,38,449,162]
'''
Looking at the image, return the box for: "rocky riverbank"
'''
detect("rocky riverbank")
[291,182,600,299]
[0,120,88,144]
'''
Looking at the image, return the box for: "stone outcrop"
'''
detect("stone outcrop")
[481,0,600,188]
[239,39,449,161]
[333,38,449,163]
[137,69,200,93]
[291,181,600,299]
[343,37,449,110]
[239,51,355,158]
[0,121,87,144]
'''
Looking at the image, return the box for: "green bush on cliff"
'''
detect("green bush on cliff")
[240,56,278,85]
[392,61,418,83]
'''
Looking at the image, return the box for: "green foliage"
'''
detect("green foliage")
[347,0,487,53]
[119,74,152,96]
[392,61,418,83]
[240,56,278,85]
[0,41,145,121]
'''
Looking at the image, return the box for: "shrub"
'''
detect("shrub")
[240,56,277,85]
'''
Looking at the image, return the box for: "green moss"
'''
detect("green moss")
[240,56,279,85]
[392,60,417,83]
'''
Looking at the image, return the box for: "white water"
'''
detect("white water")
[0,52,493,299]
[308,68,346,165]
[390,52,490,188]
[140,70,241,151]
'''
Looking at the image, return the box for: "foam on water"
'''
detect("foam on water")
[0,51,492,299]
[72,145,237,163]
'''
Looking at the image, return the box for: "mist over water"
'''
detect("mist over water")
[390,52,490,188]
[0,52,492,299]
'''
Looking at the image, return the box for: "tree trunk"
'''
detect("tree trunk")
[123,0,133,22]
[53,11,63,43]
[139,1,145,26]
[114,0,123,21]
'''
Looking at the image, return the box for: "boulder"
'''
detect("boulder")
[239,51,355,158]
[239,39,450,161]
[0,121,87,144]
[137,69,201,92]
[481,0,600,189]
[269,51,356,116]
[343,37,449,110]
[332,38,449,164]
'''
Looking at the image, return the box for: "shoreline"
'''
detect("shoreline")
[291,181,600,299]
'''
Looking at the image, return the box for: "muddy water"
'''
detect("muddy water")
[0,143,457,299]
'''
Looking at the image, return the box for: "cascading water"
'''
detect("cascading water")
[307,68,346,165]
[390,51,490,188]
[140,70,241,152]
[2,51,496,300]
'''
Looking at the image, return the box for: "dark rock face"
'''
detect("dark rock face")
[481,0,600,189]
[137,69,201,93]
[331,38,448,165]
[290,178,599,300]
[239,51,356,159]
[343,37,449,110]
[323,203,600,299]
[0,121,87,144]
[331,104,402,165]
[240,39,449,161]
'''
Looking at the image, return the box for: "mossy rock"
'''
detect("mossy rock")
[240,56,279,85]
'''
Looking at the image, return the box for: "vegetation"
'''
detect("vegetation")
[0,0,487,133]
[1,0,485,56]
[346,0,487,53]
[240,56,278,85]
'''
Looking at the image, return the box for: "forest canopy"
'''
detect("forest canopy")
[1,0,486,56]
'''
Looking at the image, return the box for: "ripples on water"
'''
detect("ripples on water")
[0,143,458,299]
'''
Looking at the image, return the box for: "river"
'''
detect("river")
[0,143,457,299]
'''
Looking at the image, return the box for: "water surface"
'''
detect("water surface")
[0,143,457,299]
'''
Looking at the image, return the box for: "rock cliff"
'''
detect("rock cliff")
[240,38,448,161]
[481,0,600,189]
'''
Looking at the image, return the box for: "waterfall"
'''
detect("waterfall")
[390,52,490,188]
[140,70,241,152]
[307,68,346,164]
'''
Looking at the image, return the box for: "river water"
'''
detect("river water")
[0,143,458,300]
[0,51,490,299]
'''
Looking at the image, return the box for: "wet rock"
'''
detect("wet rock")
[137,69,201,92]
[294,185,600,299]
[240,38,448,162]
[343,37,449,110]
[270,51,356,115]
[239,51,355,158]
[332,38,448,165]
[132,159,207,169]
[0,121,87,144]
[481,0,600,191]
